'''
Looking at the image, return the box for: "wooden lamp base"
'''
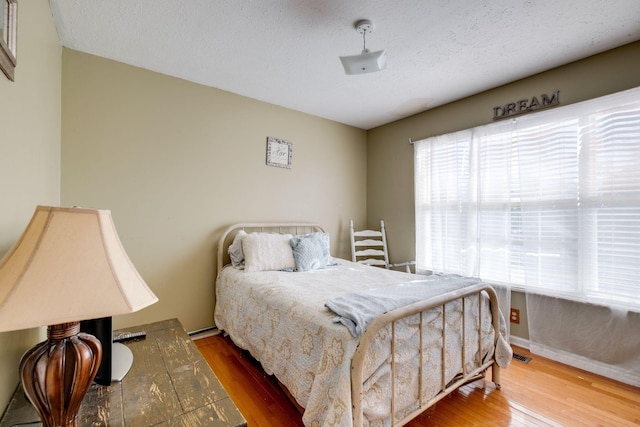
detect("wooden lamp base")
[19,321,102,427]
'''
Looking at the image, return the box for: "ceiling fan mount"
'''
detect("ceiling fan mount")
[355,19,374,36]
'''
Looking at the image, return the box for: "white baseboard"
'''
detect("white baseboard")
[189,326,221,340]
[509,335,530,350]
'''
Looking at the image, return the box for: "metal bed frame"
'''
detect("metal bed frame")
[215,222,502,427]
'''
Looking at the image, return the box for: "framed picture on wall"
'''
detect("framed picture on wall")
[266,137,293,169]
[0,0,17,81]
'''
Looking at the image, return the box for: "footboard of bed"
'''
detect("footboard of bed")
[350,283,502,427]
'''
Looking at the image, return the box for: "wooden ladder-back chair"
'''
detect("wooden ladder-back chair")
[350,220,415,273]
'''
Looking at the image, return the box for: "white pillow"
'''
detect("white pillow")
[242,232,295,272]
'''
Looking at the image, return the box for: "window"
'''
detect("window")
[415,87,640,309]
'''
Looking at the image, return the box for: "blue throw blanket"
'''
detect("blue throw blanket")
[325,274,482,338]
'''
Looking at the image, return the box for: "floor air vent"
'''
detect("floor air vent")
[513,353,532,363]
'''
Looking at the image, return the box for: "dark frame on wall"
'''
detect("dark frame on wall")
[0,0,17,81]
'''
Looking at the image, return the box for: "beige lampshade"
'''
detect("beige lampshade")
[0,206,158,332]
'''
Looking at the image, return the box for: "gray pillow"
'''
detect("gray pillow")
[290,232,330,272]
[228,230,246,268]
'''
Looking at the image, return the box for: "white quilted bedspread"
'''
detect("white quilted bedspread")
[214,259,507,427]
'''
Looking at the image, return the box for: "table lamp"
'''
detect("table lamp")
[0,206,158,427]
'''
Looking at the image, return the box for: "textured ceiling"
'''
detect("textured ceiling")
[49,0,640,130]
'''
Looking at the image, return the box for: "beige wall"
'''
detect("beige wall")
[2,6,638,415]
[0,0,62,413]
[367,41,640,338]
[61,49,368,332]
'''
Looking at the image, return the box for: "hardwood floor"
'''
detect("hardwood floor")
[195,334,640,426]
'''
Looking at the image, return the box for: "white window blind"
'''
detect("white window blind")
[415,87,640,309]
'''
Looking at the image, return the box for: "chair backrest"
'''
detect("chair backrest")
[350,219,390,268]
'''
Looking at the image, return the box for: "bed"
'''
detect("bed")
[214,222,511,427]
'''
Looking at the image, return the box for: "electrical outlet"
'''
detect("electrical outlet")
[510,308,520,324]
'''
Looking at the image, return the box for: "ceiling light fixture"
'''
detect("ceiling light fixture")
[339,19,387,75]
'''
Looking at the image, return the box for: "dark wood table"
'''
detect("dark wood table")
[0,318,246,426]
